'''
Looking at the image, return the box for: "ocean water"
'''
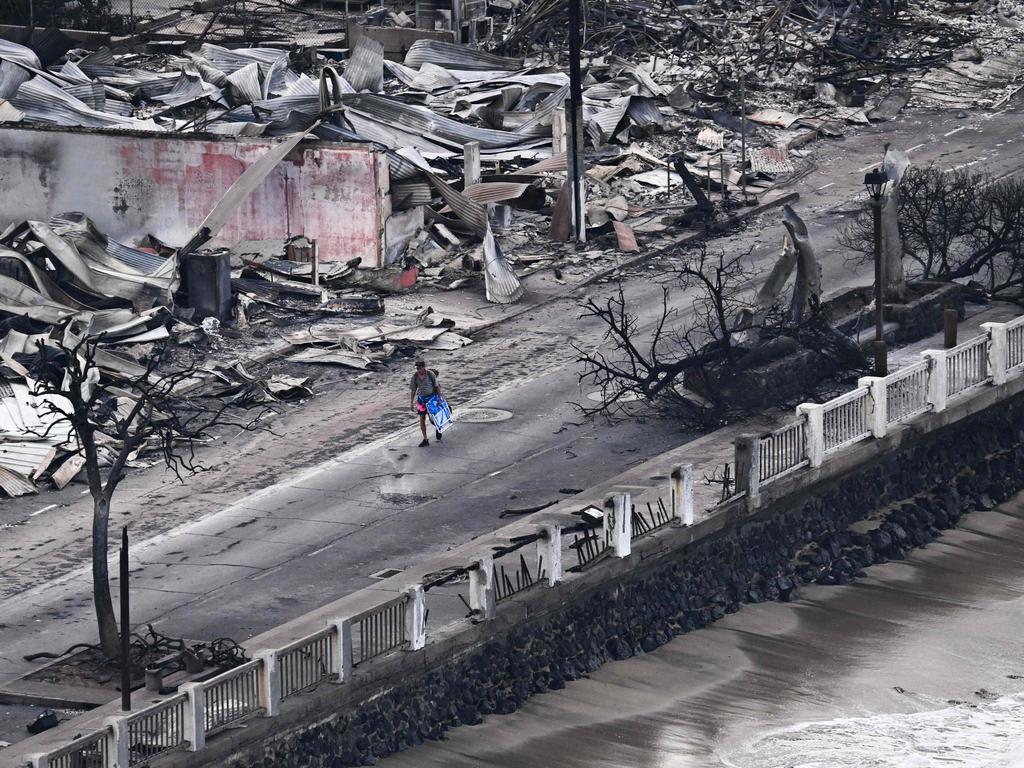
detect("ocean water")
[380,497,1024,768]
[724,694,1024,768]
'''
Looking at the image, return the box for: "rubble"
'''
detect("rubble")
[1,0,1023,496]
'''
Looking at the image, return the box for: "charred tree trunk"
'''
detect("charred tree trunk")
[92,495,121,658]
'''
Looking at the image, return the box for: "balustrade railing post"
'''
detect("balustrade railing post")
[982,322,1009,385]
[405,585,427,651]
[254,651,281,717]
[537,524,562,585]
[796,403,825,467]
[605,493,631,557]
[469,555,496,619]
[180,682,206,752]
[328,618,353,682]
[733,435,760,506]
[670,464,694,525]
[857,376,888,438]
[104,715,130,768]
[25,753,48,768]
[921,349,948,413]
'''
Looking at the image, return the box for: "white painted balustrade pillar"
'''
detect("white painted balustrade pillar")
[857,376,888,438]
[733,435,761,506]
[180,681,206,752]
[329,617,353,682]
[104,715,131,768]
[796,403,825,468]
[671,464,694,526]
[405,585,427,651]
[982,322,1009,385]
[921,349,948,413]
[605,493,631,558]
[254,649,281,717]
[536,524,563,586]
[469,555,496,619]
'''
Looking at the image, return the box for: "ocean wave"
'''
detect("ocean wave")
[723,693,1024,768]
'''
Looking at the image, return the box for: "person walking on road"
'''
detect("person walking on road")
[410,358,443,447]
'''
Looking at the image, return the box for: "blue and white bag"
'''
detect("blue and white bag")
[426,395,453,433]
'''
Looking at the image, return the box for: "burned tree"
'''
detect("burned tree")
[841,165,1024,299]
[578,230,866,426]
[26,320,268,658]
[577,242,774,425]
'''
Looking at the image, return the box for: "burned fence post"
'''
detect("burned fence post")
[604,493,631,558]
[463,141,481,188]
[536,524,562,586]
[469,555,496,619]
[670,464,694,526]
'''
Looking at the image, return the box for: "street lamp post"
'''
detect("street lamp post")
[864,168,888,377]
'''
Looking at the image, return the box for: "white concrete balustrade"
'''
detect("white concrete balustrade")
[736,315,1024,496]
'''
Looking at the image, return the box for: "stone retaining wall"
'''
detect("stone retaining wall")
[234,390,1024,768]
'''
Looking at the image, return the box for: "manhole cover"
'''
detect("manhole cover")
[586,390,641,403]
[458,407,514,423]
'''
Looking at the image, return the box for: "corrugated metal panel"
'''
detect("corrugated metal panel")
[0,97,24,123]
[345,36,384,93]
[76,47,129,79]
[226,61,263,104]
[0,465,35,497]
[105,238,170,275]
[153,70,224,108]
[461,181,531,204]
[58,60,91,85]
[1,40,41,100]
[0,441,56,476]
[341,93,530,149]
[626,96,664,130]
[520,152,567,174]
[404,40,522,72]
[391,181,432,210]
[425,172,488,237]
[12,76,162,131]
[482,230,523,304]
[196,44,288,75]
[251,93,319,124]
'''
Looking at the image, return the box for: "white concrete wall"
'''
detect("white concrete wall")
[0,125,387,266]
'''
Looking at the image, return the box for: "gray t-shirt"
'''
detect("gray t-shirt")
[410,370,438,399]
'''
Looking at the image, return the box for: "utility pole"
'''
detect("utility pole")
[865,168,888,377]
[120,526,131,711]
[739,72,747,203]
[566,0,586,243]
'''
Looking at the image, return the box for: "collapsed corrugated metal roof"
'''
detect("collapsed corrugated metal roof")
[403,40,523,72]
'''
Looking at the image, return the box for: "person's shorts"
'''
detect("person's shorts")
[416,397,428,414]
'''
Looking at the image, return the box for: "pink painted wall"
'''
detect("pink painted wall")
[0,126,385,266]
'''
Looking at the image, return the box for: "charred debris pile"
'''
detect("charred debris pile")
[1,0,1022,496]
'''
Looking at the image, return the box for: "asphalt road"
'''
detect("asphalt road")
[1,101,1023,692]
